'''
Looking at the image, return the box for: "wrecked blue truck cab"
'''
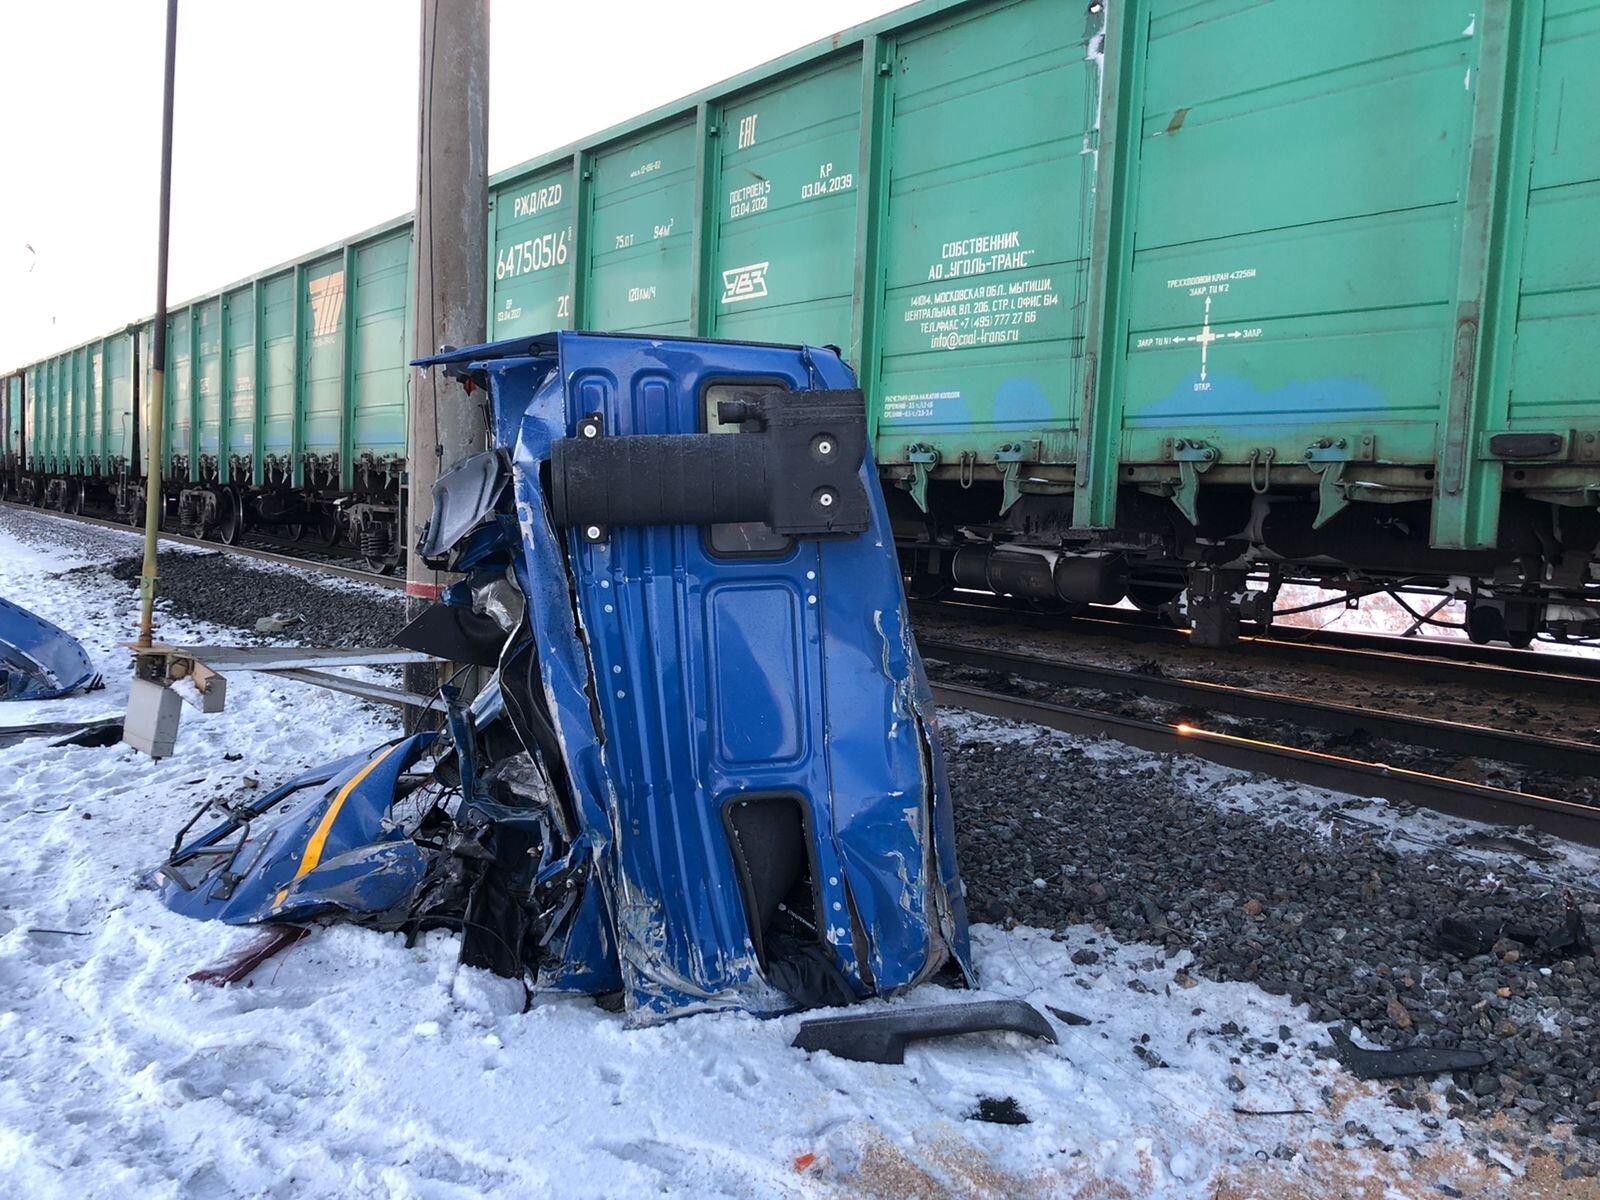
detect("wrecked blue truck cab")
[0,595,99,700]
[159,332,971,1023]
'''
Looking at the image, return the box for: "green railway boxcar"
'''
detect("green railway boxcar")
[7,0,1598,639]
[477,0,1600,645]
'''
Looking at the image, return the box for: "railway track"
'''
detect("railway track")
[1,502,404,590]
[11,500,1600,846]
[924,642,1600,848]
[914,595,1600,702]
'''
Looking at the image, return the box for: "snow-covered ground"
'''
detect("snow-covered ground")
[0,512,1544,1198]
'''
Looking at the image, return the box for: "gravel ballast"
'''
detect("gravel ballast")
[943,711,1600,1171]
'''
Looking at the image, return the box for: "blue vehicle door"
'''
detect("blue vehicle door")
[485,332,972,1021]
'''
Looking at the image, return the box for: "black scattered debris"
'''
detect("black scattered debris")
[1133,1044,1169,1069]
[792,999,1059,1065]
[1458,831,1557,862]
[0,717,122,749]
[1045,1004,1092,1027]
[969,1096,1030,1125]
[1329,1028,1493,1081]
[1233,1107,1312,1117]
[1436,893,1593,963]
[53,719,124,748]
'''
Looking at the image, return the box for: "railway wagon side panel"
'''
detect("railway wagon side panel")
[88,342,106,471]
[2,374,19,472]
[23,366,37,469]
[1506,1,1600,456]
[260,272,297,478]
[105,330,135,469]
[1105,2,1478,489]
[584,118,699,337]
[66,348,85,474]
[300,256,347,472]
[224,285,256,478]
[871,0,1094,473]
[81,343,97,471]
[489,164,574,339]
[705,53,863,350]
[164,310,194,476]
[45,357,61,471]
[196,298,224,466]
[349,229,412,466]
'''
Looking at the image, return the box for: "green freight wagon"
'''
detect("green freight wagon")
[481,0,1600,646]
[6,0,1598,641]
[128,221,418,553]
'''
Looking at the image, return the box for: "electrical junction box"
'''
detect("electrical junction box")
[123,677,184,759]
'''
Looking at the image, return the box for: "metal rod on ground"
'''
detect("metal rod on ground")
[405,0,490,724]
[137,0,179,650]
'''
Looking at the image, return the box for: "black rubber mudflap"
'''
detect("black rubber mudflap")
[791,999,1059,1064]
[394,602,507,669]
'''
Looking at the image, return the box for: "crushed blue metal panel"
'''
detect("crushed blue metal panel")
[155,332,971,1025]
[160,735,436,924]
[0,595,99,700]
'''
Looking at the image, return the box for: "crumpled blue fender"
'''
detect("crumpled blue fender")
[0,595,99,700]
[159,733,435,924]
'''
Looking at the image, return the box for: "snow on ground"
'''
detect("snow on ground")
[0,514,1536,1198]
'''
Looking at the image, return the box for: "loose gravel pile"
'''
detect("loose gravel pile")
[97,549,407,647]
[945,718,1600,1175]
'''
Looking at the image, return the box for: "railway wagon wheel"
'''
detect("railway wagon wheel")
[216,489,244,546]
[67,482,85,516]
[130,488,163,530]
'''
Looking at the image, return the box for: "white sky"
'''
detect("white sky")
[0,0,910,369]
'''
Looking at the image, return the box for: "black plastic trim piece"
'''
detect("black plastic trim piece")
[791,999,1059,1064]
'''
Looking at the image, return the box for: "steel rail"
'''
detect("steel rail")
[919,638,1600,778]
[931,680,1600,848]
[913,597,1600,701]
[0,501,404,590]
[914,589,1600,678]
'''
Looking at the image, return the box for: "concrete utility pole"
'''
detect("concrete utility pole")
[137,0,180,649]
[406,0,490,712]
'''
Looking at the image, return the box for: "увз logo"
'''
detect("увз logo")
[720,262,769,305]
[307,271,346,342]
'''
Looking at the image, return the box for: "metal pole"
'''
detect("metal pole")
[405,0,490,714]
[137,0,179,650]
